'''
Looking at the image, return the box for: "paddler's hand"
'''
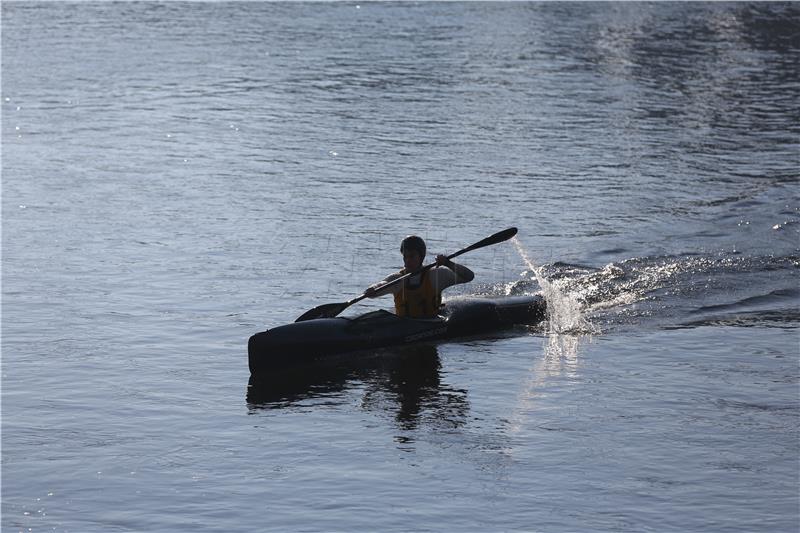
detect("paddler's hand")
[364,286,378,298]
[435,254,452,267]
[437,255,475,282]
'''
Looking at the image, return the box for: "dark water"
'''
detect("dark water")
[2,2,799,531]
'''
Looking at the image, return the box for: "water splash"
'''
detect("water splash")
[503,238,593,444]
[510,237,595,335]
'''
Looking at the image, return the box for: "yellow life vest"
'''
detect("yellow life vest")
[393,270,442,318]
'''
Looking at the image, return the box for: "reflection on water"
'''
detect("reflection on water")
[247,344,469,433]
[543,333,583,372]
[505,333,585,439]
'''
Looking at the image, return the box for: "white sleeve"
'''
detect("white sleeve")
[369,271,403,297]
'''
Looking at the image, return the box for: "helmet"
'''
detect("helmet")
[400,235,426,257]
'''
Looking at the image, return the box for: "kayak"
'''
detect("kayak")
[248,295,546,375]
[249,295,546,375]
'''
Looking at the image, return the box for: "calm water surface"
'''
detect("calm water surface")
[2,2,799,532]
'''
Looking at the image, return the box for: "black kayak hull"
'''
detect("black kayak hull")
[248,295,546,375]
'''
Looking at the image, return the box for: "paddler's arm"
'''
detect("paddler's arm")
[435,254,475,283]
[364,271,403,298]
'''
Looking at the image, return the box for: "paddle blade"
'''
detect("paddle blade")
[455,227,518,256]
[295,301,350,322]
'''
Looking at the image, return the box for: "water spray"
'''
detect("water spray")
[510,236,594,335]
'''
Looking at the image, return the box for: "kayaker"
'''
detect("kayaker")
[364,235,475,318]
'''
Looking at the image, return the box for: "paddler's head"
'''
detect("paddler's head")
[400,235,426,271]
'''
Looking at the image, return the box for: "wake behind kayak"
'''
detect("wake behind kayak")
[248,295,546,375]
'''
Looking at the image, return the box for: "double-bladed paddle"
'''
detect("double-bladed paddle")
[295,227,518,322]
